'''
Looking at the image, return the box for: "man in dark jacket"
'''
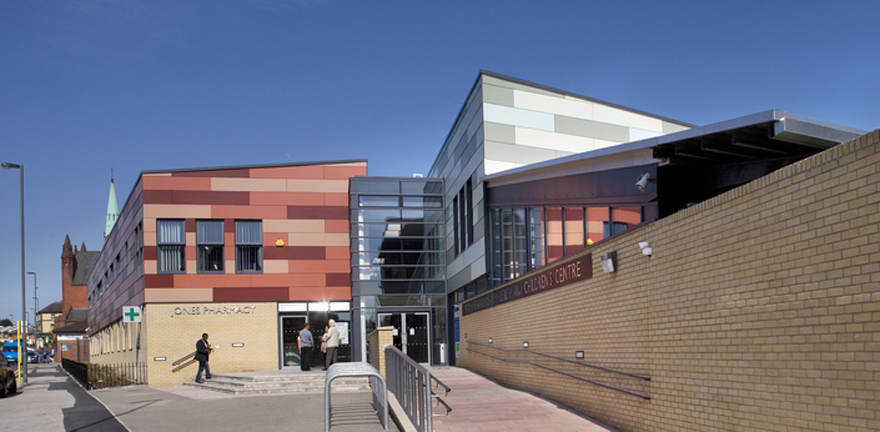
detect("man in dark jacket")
[194,333,214,383]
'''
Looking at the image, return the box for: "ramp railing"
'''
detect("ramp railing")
[385,346,453,432]
[324,362,388,432]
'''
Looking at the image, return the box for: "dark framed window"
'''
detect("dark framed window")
[157,220,185,273]
[197,220,224,273]
[235,220,262,273]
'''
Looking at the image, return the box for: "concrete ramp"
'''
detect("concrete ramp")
[428,367,616,432]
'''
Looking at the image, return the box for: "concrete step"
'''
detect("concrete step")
[184,372,371,395]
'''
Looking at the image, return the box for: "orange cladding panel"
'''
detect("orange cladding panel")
[142,176,212,191]
[211,205,288,219]
[250,192,325,206]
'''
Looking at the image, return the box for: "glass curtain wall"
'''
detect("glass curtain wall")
[489,206,642,287]
[350,178,447,364]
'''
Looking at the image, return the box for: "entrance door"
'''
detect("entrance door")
[281,316,306,367]
[378,312,430,364]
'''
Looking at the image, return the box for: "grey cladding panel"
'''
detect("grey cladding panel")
[484,122,515,144]
[485,141,559,165]
[483,84,515,107]
[663,121,691,134]
[556,115,629,142]
[482,75,562,98]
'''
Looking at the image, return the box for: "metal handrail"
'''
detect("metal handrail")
[172,351,197,366]
[467,341,650,381]
[324,362,388,432]
[465,344,651,401]
[430,374,451,396]
[385,346,434,432]
[432,395,452,417]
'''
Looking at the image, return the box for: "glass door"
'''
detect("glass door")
[281,316,306,367]
[378,312,431,364]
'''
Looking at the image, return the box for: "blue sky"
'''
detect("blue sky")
[1,1,878,323]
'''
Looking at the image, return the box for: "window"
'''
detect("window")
[453,178,474,257]
[197,220,224,273]
[157,220,185,273]
[235,221,262,273]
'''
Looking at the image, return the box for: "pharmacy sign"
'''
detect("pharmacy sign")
[123,306,142,323]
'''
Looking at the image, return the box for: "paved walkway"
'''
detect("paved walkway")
[429,367,616,432]
[0,363,127,432]
[3,364,613,432]
[1,364,393,432]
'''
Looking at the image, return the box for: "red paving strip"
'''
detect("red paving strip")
[429,367,614,432]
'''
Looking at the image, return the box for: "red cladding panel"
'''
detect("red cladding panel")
[171,169,250,178]
[145,274,175,288]
[213,287,289,302]
[287,206,349,220]
[143,246,157,260]
[325,273,351,287]
[264,246,326,260]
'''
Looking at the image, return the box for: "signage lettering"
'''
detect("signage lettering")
[462,254,592,316]
[171,305,257,317]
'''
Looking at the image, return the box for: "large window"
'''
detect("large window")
[235,220,262,273]
[489,206,642,286]
[197,220,224,273]
[351,180,446,295]
[157,220,185,273]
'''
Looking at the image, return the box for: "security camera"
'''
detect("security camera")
[639,241,652,257]
[635,173,653,192]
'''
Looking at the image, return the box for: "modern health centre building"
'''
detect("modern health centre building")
[88,71,865,388]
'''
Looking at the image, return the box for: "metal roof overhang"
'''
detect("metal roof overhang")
[485,110,866,187]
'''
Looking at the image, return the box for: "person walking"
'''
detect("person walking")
[297,323,314,371]
[322,319,340,369]
[194,333,215,383]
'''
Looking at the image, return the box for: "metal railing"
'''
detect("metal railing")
[385,346,452,432]
[466,341,651,400]
[171,351,197,373]
[430,375,452,417]
[324,362,388,432]
[62,358,148,389]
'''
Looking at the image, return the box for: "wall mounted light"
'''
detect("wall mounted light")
[523,341,529,349]
[488,337,493,344]
[635,173,653,192]
[600,251,617,273]
[639,242,652,257]
[576,351,585,359]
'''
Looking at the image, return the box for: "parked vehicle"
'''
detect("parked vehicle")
[0,357,16,397]
[2,342,25,363]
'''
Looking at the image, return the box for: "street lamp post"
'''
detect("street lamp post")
[27,271,38,346]
[3,162,26,385]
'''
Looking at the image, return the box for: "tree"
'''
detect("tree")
[0,318,12,327]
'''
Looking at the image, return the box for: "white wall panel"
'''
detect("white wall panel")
[483,104,554,132]
[514,90,594,120]
[629,128,664,142]
[484,159,519,175]
[593,104,664,131]
[515,127,597,153]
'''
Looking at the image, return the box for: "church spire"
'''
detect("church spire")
[104,172,119,242]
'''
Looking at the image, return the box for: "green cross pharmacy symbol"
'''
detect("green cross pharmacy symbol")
[123,306,142,323]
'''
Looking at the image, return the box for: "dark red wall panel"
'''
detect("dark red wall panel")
[288,205,349,220]
[264,246,326,260]
[213,287,289,302]
[145,274,174,288]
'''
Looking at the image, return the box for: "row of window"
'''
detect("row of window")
[489,206,641,286]
[157,220,263,274]
[452,178,474,256]
[93,222,144,301]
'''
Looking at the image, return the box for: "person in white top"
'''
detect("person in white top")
[322,319,341,369]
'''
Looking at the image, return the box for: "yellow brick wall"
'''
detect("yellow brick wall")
[367,326,394,379]
[145,302,279,386]
[459,130,880,432]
